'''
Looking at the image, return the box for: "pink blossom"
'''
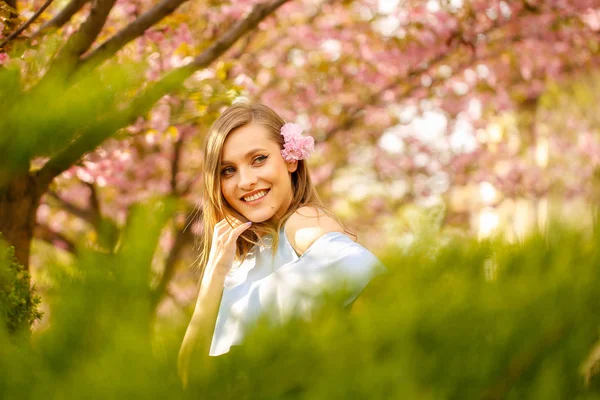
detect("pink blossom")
[0,53,9,65]
[145,30,165,43]
[150,103,171,132]
[582,9,600,31]
[280,123,315,162]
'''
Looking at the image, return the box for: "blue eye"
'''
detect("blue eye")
[254,155,268,164]
[221,167,235,176]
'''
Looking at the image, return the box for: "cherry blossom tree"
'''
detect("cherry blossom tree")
[207,0,600,243]
[0,0,290,270]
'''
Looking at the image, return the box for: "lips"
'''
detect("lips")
[241,189,270,202]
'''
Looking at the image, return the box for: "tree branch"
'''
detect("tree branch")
[229,30,258,60]
[35,0,289,190]
[319,4,536,142]
[242,0,330,99]
[128,0,290,111]
[34,223,76,253]
[171,135,183,193]
[47,189,98,225]
[188,0,288,71]
[78,0,188,71]
[0,0,54,48]
[248,0,330,64]
[44,0,117,78]
[31,0,89,38]
[320,48,461,142]
[87,181,101,218]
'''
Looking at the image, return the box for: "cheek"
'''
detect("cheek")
[221,180,235,201]
[269,161,288,181]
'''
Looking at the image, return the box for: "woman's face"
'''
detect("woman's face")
[220,122,297,223]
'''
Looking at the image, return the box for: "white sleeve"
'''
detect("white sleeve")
[251,232,387,322]
[209,232,386,356]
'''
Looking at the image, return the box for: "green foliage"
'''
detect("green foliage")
[0,234,42,336]
[0,52,147,182]
[1,214,600,399]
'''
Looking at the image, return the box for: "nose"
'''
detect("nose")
[238,167,257,190]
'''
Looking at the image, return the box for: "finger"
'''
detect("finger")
[224,216,246,229]
[215,217,243,236]
[231,221,252,238]
[215,220,229,234]
[229,216,245,224]
[215,219,228,229]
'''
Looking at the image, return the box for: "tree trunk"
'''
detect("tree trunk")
[0,173,41,271]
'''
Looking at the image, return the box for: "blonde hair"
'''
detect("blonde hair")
[195,101,342,275]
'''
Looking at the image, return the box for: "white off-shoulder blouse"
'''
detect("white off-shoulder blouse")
[209,226,386,356]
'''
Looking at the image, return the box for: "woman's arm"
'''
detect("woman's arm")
[178,262,226,387]
[178,218,252,387]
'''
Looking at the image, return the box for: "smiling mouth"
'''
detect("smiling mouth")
[242,189,270,202]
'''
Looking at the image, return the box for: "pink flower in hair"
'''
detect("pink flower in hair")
[280,122,315,162]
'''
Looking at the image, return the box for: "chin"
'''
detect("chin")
[245,212,275,224]
[231,205,271,223]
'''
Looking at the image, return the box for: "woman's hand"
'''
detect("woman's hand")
[206,217,252,278]
[178,217,252,388]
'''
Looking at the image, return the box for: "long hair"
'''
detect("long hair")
[196,101,331,274]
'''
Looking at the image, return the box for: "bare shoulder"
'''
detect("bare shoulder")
[284,206,346,256]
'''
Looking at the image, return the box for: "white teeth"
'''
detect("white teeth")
[244,190,268,202]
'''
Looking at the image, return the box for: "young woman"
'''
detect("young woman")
[178,102,385,383]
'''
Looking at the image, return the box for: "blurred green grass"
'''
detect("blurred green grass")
[1,201,600,399]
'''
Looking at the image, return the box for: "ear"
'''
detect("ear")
[286,160,298,173]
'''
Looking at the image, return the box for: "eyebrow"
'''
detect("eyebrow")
[221,148,267,165]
